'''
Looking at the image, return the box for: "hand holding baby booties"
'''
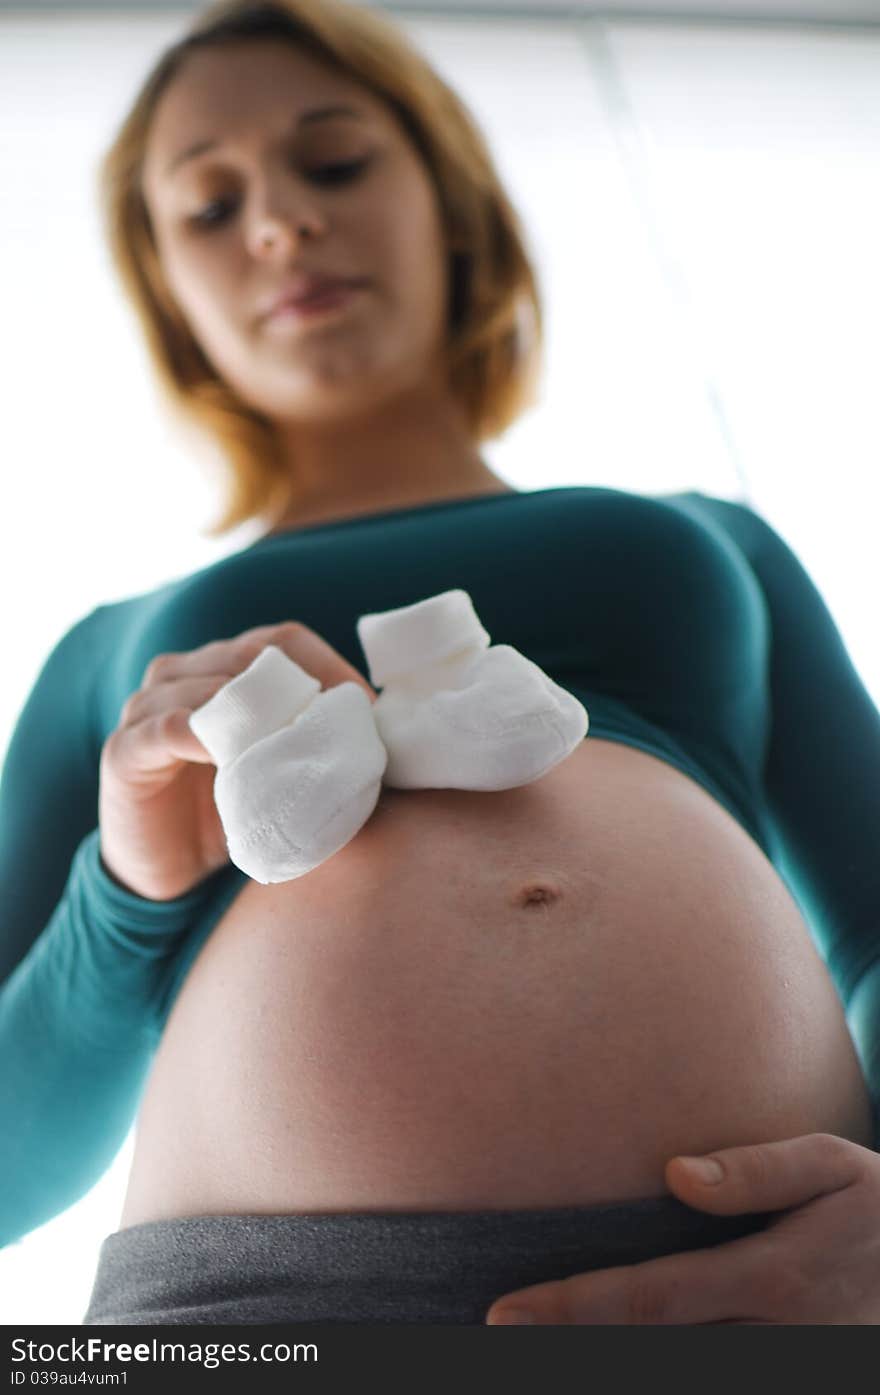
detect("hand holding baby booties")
[189,590,589,884]
[188,644,387,884]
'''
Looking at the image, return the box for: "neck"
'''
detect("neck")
[263,381,515,536]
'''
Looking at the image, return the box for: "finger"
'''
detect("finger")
[664,1133,867,1216]
[272,627,378,700]
[119,675,234,732]
[142,624,377,701]
[485,1231,774,1325]
[140,625,284,685]
[103,707,216,780]
[114,677,237,771]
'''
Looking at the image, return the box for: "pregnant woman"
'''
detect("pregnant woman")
[2,0,878,1325]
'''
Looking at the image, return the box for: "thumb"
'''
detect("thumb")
[664,1132,865,1216]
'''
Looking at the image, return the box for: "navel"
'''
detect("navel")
[512,881,563,910]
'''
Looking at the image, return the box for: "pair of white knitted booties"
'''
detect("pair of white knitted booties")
[188,588,589,884]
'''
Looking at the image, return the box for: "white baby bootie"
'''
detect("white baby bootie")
[356,589,589,791]
[187,644,388,883]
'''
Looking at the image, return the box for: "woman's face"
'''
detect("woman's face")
[140,40,454,426]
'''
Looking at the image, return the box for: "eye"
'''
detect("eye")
[310,157,371,187]
[188,158,371,231]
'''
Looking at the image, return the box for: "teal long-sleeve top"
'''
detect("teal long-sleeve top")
[2,484,879,1248]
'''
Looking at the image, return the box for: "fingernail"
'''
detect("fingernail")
[487,1308,536,1325]
[678,1155,724,1183]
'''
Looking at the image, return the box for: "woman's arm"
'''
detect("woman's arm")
[0,826,229,1245]
[0,609,226,1246]
[671,491,880,1119]
[846,960,880,1146]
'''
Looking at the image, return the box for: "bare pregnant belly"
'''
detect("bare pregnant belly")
[118,738,874,1229]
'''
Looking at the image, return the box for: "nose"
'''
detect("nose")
[251,209,325,256]
[248,175,328,257]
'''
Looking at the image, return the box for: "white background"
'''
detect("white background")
[1,4,879,1323]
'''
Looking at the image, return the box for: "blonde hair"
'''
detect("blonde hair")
[97,0,545,537]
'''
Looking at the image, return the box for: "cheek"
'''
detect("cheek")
[157,239,211,321]
[384,212,449,329]
[165,248,242,341]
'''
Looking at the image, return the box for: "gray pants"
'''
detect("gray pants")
[82,1196,770,1325]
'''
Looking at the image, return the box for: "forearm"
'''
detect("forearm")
[0,828,218,1246]
[0,997,153,1247]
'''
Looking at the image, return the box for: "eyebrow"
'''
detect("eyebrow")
[163,104,367,179]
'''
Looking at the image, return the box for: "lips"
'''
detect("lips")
[264,276,365,319]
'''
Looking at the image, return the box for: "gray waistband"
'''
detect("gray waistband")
[82,1197,770,1325]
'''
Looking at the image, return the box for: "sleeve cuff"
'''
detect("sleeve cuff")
[80,827,233,933]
